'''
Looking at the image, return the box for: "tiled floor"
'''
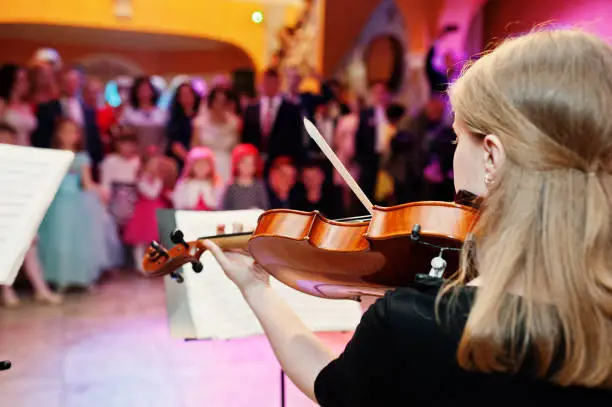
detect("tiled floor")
[0,272,353,407]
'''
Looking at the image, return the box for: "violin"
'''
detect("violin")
[144,198,478,299]
[142,119,480,301]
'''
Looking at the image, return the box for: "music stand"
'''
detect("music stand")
[281,369,286,407]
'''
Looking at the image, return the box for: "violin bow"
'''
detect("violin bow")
[303,118,374,215]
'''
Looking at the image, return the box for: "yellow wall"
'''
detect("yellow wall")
[0,38,255,79]
[0,0,304,72]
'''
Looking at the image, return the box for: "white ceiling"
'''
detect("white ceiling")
[0,24,225,51]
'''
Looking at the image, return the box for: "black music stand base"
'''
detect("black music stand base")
[281,369,286,407]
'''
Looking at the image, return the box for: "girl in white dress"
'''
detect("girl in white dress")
[99,130,141,234]
[172,147,222,211]
[192,87,240,183]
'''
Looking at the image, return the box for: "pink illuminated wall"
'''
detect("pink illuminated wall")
[483,0,612,47]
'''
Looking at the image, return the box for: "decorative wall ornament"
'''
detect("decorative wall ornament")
[334,0,408,100]
[385,4,398,23]
[271,0,322,75]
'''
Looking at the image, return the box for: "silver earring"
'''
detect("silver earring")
[484,174,493,185]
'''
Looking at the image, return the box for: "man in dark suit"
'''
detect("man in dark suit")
[354,80,391,203]
[285,66,318,120]
[31,67,104,180]
[242,68,304,174]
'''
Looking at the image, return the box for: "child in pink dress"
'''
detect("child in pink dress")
[172,147,222,210]
[123,154,168,272]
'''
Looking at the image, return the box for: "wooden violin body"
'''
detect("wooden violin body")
[143,200,478,300]
[249,201,476,299]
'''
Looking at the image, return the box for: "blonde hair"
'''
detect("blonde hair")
[447,29,612,388]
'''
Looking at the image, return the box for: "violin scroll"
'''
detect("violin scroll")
[142,229,206,282]
[142,229,251,282]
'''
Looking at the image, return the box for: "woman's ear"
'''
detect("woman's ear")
[482,134,505,178]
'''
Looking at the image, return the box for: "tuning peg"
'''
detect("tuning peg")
[170,229,189,249]
[149,241,169,259]
[150,240,165,251]
[191,261,203,273]
[170,271,184,283]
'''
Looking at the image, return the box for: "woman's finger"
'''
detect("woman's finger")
[225,251,255,267]
[202,240,234,270]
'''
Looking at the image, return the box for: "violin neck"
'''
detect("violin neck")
[199,233,251,251]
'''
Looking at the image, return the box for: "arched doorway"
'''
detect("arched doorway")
[363,35,404,92]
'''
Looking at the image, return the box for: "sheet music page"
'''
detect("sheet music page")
[0,144,74,284]
[172,210,362,340]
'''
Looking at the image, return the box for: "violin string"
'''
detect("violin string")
[415,239,462,253]
[331,215,372,223]
[196,231,251,240]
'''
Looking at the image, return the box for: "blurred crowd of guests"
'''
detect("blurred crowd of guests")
[0,33,457,306]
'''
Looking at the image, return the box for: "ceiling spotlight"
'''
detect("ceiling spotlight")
[252,11,264,24]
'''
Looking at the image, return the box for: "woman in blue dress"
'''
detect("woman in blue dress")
[37,119,121,290]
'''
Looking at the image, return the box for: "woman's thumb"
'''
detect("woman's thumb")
[202,240,232,270]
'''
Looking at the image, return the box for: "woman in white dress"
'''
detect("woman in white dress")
[192,87,240,183]
[120,76,169,153]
